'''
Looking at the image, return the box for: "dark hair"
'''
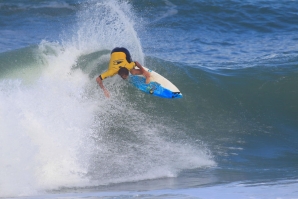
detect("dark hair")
[118,67,129,76]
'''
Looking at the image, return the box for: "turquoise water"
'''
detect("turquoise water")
[0,0,297,198]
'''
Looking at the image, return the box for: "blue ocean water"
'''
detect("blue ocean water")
[0,0,298,198]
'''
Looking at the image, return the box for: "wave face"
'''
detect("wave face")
[0,0,298,198]
[0,1,214,197]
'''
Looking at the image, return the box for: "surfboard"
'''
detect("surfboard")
[129,66,182,99]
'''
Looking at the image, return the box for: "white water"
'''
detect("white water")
[0,42,96,196]
[0,1,215,197]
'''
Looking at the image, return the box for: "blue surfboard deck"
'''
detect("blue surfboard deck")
[129,75,182,99]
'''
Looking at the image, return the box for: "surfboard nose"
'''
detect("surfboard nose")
[172,92,183,99]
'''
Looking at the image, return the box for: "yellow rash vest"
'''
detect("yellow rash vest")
[100,51,136,80]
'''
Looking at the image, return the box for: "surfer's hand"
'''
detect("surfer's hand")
[96,76,110,98]
[103,88,110,98]
[144,71,151,84]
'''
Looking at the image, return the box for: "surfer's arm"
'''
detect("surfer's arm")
[130,61,151,84]
[96,76,110,98]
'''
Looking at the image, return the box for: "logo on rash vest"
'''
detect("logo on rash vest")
[113,59,124,65]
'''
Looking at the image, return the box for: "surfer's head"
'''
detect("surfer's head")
[118,67,129,79]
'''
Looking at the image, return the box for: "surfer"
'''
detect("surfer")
[96,47,150,98]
